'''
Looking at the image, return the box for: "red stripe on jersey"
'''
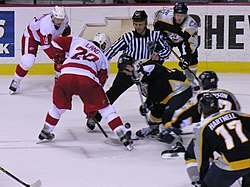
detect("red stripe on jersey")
[62,63,98,77]
[27,26,35,40]
[36,29,51,46]
[53,36,72,53]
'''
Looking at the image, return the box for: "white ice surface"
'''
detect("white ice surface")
[1,73,249,187]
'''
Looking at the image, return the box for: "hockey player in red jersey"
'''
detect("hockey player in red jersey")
[37,34,133,151]
[195,93,250,187]
[9,6,71,94]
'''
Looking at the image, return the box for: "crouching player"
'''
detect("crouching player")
[120,57,192,153]
[195,94,250,187]
[37,34,133,151]
[160,71,241,186]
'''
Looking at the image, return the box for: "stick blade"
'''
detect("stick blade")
[106,137,121,144]
[29,180,41,187]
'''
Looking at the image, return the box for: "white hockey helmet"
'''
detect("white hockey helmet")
[93,33,111,52]
[154,8,171,25]
[52,6,66,19]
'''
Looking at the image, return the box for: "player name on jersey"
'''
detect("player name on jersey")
[212,92,228,99]
[208,112,237,131]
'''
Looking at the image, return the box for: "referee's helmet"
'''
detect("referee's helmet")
[132,10,148,23]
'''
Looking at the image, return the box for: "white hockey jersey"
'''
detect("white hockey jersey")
[23,12,69,50]
[52,37,109,86]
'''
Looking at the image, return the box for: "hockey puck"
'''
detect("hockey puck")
[125,123,131,129]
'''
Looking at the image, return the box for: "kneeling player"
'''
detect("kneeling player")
[195,94,250,187]
[164,71,241,186]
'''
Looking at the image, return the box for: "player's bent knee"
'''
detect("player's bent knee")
[49,104,66,119]
[99,105,118,122]
[20,54,36,70]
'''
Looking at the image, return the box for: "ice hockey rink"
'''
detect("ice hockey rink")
[1,73,250,187]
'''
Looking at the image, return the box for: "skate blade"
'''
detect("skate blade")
[131,137,139,141]
[9,90,16,95]
[161,152,185,159]
[126,144,133,151]
[85,127,95,133]
[36,138,54,144]
[9,87,19,95]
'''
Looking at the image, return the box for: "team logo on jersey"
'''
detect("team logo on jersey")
[189,20,197,27]
[44,36,49,45]
[102,99,106,104]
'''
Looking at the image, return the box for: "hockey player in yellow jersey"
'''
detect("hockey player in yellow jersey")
[154,3,199,90]
[119,58,192,150]
[168,71,241,186]
[195,93,250,187]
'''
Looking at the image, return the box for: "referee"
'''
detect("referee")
[86,10,171,130]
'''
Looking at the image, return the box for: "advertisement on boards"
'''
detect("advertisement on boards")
[0,11,15,57]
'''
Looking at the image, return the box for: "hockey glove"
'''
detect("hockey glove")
[178,59,189,70]
[179,55,192,70]
[139,99,154,116]
[131,73,140,84]
[158,127,182,144]
[139,104,149,116]
[97,69,108,86]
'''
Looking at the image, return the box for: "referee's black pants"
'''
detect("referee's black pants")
[106,71,134,104]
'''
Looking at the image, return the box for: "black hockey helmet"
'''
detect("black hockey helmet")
[198,93,220,117]
[132,10,148,23]
[198,71,219,90]
[174,2,188,14]
[117,54,134,72]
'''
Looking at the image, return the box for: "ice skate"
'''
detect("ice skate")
[116,130,133,151]
[85,119,96,132]
[136,127,159,138]
[161,142,185,159]
[37,129,55,144]
[9,79,20,95]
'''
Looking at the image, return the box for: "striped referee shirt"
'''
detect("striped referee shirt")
[105,28,171,62]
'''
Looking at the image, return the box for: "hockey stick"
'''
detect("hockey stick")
[181,131,193,135]
[94,120,121,144]
[0,166,41,187]
[136,83,145,109]
[95,121,134,150]
[135,82,150,125]
[171,49,200,83]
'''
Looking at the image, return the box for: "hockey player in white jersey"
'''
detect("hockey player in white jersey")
[37,34,133,151]
[9,6,71,94]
